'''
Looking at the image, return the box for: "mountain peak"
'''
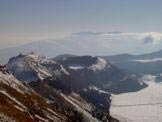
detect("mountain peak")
[26,52,46,60]
[8,52,47,64]
[7,52,69,82]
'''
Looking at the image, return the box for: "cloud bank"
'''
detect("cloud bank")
[1,31,162,62]
[33,31,162,56]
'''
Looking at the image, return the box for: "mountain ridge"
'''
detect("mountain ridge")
[5,53,121,122]
[104,50,162,74]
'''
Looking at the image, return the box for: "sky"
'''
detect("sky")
[0,0,162,54]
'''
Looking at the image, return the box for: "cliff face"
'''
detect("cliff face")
[0,65,83,122]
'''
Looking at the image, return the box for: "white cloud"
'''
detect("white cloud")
[100,32,162,44]
[2,31,162,58]
[63,31,162,55]
[138,32,162,44]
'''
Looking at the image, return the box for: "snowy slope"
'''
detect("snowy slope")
[0,65,69,122]
[0,65,28,93]
[60,93,100,122]
[29,76,114,122]
[110,75,162,122]
[68,57,108,71]
[88,57,108,71]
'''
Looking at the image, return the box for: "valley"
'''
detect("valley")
[110,75,162,122]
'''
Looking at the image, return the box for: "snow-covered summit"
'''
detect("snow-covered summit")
[7,52,69,82]
[25,52,46,60]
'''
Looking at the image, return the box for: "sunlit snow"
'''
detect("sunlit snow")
[89,58,107,71]
[69,66,84,70]
[130,58,162,63]
[110,75,162,122]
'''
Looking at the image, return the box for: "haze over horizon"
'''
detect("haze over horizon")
[1,0,162,54]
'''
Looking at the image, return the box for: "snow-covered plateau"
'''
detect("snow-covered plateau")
[129,58,162,63]
[110,75,162,122]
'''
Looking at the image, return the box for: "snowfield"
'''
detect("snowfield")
[69,65,84,70]
[68,57,110,72]
[110,75,162,122]
[129,58,162,63]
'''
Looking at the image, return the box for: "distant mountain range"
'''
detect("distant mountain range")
[102,50,162,74]
[1,40,162,75]
[0,40,64,64]
[0,39,162,68]
[54,50,162,75]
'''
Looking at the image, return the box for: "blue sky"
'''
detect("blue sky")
[0,0,162,54]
